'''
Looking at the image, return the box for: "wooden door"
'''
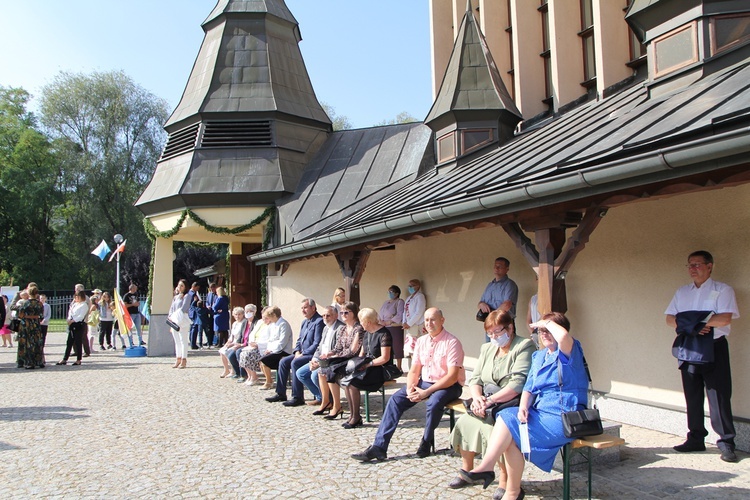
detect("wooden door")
[230,243,262,308]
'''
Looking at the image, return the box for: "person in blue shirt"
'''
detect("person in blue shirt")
[478,257,519,318]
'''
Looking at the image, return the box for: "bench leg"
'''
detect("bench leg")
[562,444,571,500]
[586,446,592,500]
[364,391,371,422]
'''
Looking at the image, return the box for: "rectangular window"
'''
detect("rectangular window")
[437,132,456,164]
[710,14,750,55]
[506,0,515,99]
[653,22,698,78]
[461,129,494,155]
[539,0,552,105]
[579,0,596,86]
[625,1,646,68]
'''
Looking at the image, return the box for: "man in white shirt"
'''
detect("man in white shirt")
[665,250,740,463]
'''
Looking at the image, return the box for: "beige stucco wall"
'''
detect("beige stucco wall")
[266,183,749,420]
[267,227,538,367]
[570,183,750,419]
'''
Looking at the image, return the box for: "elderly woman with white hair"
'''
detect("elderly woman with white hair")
[226,304,258,381]
[219,306,247,378]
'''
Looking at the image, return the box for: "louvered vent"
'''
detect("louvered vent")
[201,120,273,148]
[161,123,199,160]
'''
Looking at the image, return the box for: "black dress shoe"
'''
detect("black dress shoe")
[351,445,387,462]
[416,438,435,458]
[458,468,495,489]
[265,394,287,403]
[448,476,471,489]
[282,398,305,407]
[673,440,706,452]
[342,418,363,429]
[720,449,738,462]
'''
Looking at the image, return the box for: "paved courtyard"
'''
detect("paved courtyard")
[1,331,749,499]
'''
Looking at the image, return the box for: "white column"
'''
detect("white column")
[147,236,175,356]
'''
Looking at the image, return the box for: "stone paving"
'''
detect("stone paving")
[1,331,749,499]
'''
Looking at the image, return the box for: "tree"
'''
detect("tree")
[39,71,169,288]
[0,86,65,286]
[321,102,353,131]
[375,111,418,126]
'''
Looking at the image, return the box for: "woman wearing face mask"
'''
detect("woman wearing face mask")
[447,310,535,493]
[401,278,425,368]
[378,285,405,372]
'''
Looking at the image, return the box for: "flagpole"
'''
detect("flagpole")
[114,234,123,297]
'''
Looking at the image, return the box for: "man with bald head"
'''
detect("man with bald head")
[353,307,465,462]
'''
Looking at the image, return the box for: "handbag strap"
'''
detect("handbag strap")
[557,354,596,409]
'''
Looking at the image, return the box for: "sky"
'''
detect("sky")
[0,1,434,129]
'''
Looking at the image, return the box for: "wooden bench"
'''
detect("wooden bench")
[363,380,397,422]
[562,433,626,500]
[445,399,625,500]
[445,398,466,432]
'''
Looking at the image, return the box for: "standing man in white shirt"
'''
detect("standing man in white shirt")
[665,250,740,463]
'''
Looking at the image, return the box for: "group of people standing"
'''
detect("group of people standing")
[3,281,145,368]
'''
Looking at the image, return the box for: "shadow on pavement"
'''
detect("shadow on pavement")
[0,405,89,422]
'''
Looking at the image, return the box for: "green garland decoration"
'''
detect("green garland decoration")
[143,206,276,314]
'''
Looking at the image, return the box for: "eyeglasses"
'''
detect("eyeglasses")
[538,328,551,335]
[342,311,352,315]
[486,327,507,337]
[686,263,706,269]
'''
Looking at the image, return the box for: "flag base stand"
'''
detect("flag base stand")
[124,346,147,357]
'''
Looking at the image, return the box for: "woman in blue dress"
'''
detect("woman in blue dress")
[212,287,230,347]
[460,312,589,500]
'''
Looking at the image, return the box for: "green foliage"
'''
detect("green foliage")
[38,71,169,288]
[0,86,65,285]
[0,71,169,290]
[375,111,418,126]
[321,102,353,131]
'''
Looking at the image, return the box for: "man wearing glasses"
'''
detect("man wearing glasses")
[665,250,740,463]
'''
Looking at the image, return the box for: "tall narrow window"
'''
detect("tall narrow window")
[579,0,596,88]
[506,0,515,99]
[539,0,552,106]
[625,1,646,68]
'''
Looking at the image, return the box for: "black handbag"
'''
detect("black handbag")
[382,363,403,381]
[557,357,602,438]
[166,318,180,331]
[561,408,603,438]
[462,371,527,425]
[9,318,21,332]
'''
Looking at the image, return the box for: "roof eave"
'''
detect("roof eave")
[251,126,750,265]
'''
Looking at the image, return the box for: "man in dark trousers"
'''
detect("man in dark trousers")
[665,250,740,463]
[187,282,201,349]
[205,282,217,347]
[123,283,144,346]
[266,298,324,406]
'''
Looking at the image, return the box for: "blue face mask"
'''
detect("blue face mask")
[388,292,396,300]
[408,286,415,294]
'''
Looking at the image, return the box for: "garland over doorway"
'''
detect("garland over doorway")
[142,207,276,312]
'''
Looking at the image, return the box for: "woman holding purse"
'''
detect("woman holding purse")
[448,310,534,490]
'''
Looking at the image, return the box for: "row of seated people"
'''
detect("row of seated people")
[217,298,586,500]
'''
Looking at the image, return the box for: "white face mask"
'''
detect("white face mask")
[245,312,254,319]
[491,332,511,348]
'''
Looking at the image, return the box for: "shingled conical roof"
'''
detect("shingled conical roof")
[166,0,330,127]
[425,0,521,134]
[137,0,332,216]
